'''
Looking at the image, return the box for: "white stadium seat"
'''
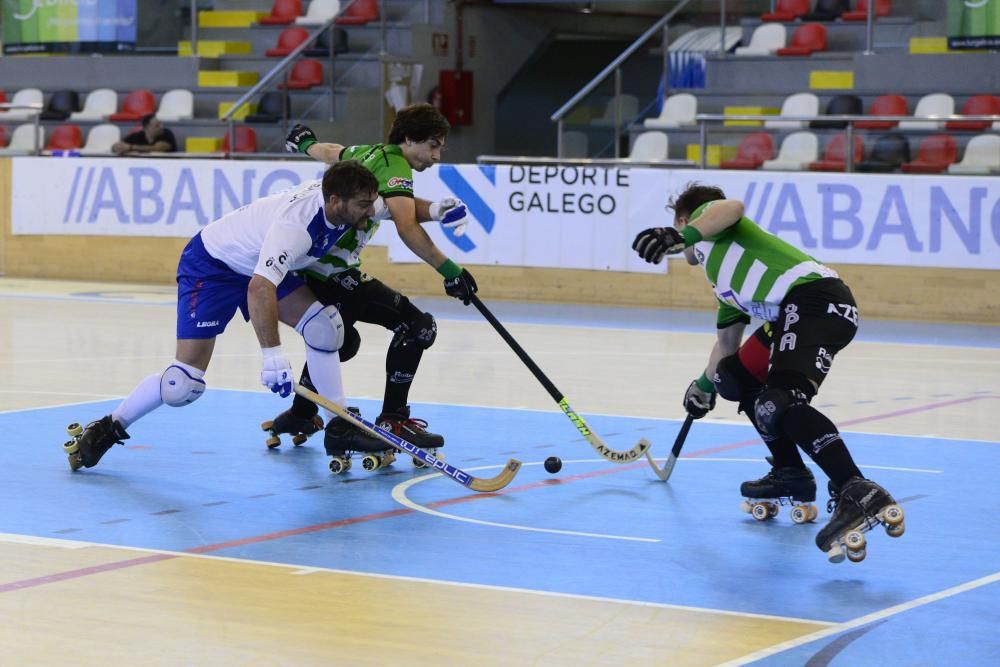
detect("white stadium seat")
[761,131,818,171]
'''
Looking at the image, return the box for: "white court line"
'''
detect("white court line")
[718,569,1000,666]
[654,458,942,475]
[0,532,833,627]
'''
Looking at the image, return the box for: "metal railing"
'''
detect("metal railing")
[477,155,694,168]
[0,103,44,155]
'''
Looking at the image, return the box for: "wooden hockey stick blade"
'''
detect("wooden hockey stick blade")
[295,385,522,492]
[560,396,650,463]
[645,414,695,482]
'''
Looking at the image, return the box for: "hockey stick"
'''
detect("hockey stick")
[469,294,650,464]
[645,414,694,481]
[295,385,522,492]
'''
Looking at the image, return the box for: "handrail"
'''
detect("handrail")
[477,155,695,167]
[0,102,44,155]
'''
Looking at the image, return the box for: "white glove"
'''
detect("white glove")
[429,197,469,237]
[261,346,294,398]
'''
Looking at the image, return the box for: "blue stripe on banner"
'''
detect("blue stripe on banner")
[63,167,83,223]
[478,165,496,186]
[76,167,96,223]
[439,165,494,233]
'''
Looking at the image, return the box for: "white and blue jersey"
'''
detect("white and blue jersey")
[176,180,351,339]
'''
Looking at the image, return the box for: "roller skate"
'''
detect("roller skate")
[815,476,904,564]
[324,407,397,474]
[63,415,130,471]
[261,408,324,449]
[740,466,818,524]
[377,405,443,468]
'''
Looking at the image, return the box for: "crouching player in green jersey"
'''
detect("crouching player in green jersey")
[633,183,905,563]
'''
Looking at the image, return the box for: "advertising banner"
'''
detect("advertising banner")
[2,0,136,54]
[948,0,1000,49]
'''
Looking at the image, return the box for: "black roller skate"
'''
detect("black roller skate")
[261,408,324,449]
[325,407,397,474]
[740,466,818,524]
[377,406,443,468]
[63,415,130,471]
[815,476,905,563]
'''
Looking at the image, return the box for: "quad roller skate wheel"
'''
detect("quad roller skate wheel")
[67,423,83,438]
[361,454,381,471]
[881,505,904,526]
[808,505,819,522]
[265,436,281,449]
[886,521,905,538]
[751,502,773,521]
[740,500,752,514]
[845,530,866,551]
[63,439,79,455]
[328,456,351,474]
[826,546,847,564]
[791,505,813,524]
[847,547,867,563]
[291,434,308,446]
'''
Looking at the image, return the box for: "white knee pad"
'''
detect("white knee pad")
[296,302,345,353]
[160,363,207,407]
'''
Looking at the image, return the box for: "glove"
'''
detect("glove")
[632,227,686,264]
[444,267,478,306]
[285,124,317,154]
[683,379,717,419]
[261,347,294,398]
[430,197,469,237]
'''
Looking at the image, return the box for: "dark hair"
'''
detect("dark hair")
[140,113,157,128]
[322,160,378,201]
[667,182,726,220]
[388,103,450,145]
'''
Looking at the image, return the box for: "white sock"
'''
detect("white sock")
[306,347,345,422]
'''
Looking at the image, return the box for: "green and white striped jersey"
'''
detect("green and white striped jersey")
[688,200,837,326]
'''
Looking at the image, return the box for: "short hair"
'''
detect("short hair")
[387,103,450,145]
[140,113,157,128]
[322,160,378,201]
[667,182,726,220]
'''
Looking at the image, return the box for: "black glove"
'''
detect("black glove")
[285,124,317,154]
[632,227,686,264]
[444,268,478,306]
[683,379,717,419]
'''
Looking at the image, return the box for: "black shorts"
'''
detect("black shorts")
[769,278,858,394]
[303,269,421,333]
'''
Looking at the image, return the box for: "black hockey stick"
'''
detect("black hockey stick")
[645,414,694,481]
[469,294,650,463]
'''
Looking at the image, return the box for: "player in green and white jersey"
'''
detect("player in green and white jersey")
[633,183,905,562]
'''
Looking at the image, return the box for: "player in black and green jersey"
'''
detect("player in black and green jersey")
[633,183,905,563]
[264,104,478,457]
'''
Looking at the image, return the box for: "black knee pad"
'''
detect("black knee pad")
[391,310,437,350]
[754,388,809,440]
[713,354,764,402]
[339,325,361,362]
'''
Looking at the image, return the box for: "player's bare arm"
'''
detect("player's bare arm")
[706,321,745,380]
[305,142,345,164]
[682,199,744,238]
[387,196,449,267]
[247,275,281,349]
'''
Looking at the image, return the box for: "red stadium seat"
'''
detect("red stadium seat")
[259,0,301,25]
[265,28,310,57]
[761,0,809,22]
[221,127,258,154]
[720,133,774,170]
[46,124,83,150]
[0,90,7,107]
[901,134,957,174]
[777,24,826,56]
[945,95,1000,131]
[0,126,8,148]
[336,0,379,26]
[278,59,324,90]
[808,133,864,171]
[109,90,155,121]
[855,95,908,130]
[843,0,891,21]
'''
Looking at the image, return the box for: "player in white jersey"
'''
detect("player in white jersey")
[63,162,380,472]
[633,183,904,563]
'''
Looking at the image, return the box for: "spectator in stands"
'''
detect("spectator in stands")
[111,114,178,155]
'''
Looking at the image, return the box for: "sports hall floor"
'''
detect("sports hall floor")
[1,276,998,666]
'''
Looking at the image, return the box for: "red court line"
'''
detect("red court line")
[3,393,992,594]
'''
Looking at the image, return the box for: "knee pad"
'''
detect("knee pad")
[713,354,764,403]
[296,302,344,353]
[754,387,808,440]
[391,310,437,350]
[339,325,361,362]
[160,363,206,407]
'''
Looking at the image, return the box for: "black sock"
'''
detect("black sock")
[382,340,423,416]
[290,363,318,418]
[781,404,862,486]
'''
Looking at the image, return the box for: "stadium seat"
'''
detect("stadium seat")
[811,94,862,129]
[777,23,826,56]
[0,90,6,106]
[720,132,774,170]
[40,90,80,121]
[843,0,891,21]
[246,92,290,123]
[0,124,45,154]
[735,24,786,56]
[259,0,301,25]
[221,126,258,153]
[278,59,324,90]
[110,90,156,121]
[898,93,954,130]
[45,124,83,151]
[804,0,849,20]
[298,0,341,25]
[0,126,7,148]
[765,92,819,129]
[761,0,810,22]
[808,133,865,171]
[855,94,907,130]
[945,94,1000,131]
[856,132,910,172]
[156,89,194,122]
[562,131,589,158]
[266,27,310,57]
[761,131,818,171]
[336,0,378,25]
[305,26,349,57]
[628,132,668,161]
[590,95,639,126]
[948,135,1000,175]
[643,93,697,128]
[70,88,117,121]
[2,88,43,120]
[80,124,122,156]
[901,134,957,174]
